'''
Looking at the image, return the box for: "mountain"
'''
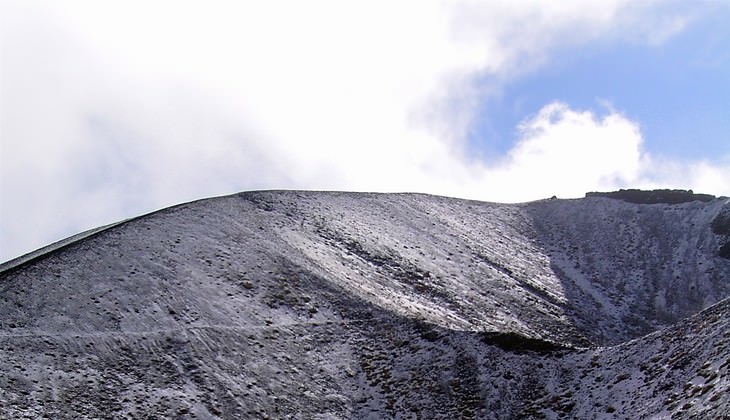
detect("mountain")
[1,190,729,419]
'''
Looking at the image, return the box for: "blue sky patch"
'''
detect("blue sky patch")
[470,14,730,162]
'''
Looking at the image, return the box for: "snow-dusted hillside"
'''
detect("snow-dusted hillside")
[1,190,728,418]
[528,197,730,344]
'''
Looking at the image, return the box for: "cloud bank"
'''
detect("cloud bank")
[1,0,728,261]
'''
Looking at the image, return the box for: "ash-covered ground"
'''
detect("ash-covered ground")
[1,190,729,419]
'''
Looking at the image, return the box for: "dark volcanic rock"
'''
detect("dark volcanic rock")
[711,204,730,235]
[718,241,730,259]
[586,188,715,204]
[711,202,730,259]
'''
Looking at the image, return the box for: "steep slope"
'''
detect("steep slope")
[528,197,730,344]
[1,190,729,418]
[522,296,730,419]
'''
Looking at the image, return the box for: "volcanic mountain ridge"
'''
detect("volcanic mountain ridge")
[1,189,729,419]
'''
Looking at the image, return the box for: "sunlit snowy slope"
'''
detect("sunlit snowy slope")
[1,190,728,418]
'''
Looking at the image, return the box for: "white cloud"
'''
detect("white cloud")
[479,103,645,202]
[469,103,730,203]
[636,156,730,195]
[1,0,728,261]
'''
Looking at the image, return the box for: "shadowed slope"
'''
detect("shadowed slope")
[527,196,730,344]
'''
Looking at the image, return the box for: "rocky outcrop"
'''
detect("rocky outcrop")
[712,202,730,259]
[586,189,715,204]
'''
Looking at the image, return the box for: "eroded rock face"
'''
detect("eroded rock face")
[711,204,730,235]
[711,202,730,259]
[1,191,729,418]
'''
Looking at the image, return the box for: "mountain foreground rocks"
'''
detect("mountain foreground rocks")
[1,190,729,419]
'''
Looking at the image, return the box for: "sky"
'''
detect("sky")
[1,0,729,262]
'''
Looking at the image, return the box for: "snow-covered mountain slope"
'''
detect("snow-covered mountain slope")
[527,197,730,344]
[525,296,730,419]
[1,190,728,418]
